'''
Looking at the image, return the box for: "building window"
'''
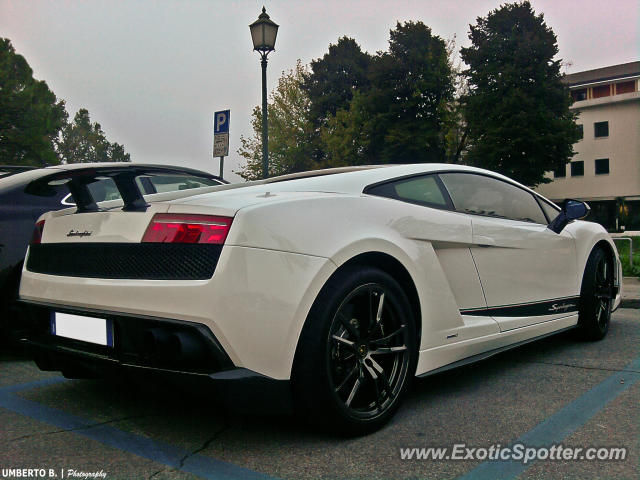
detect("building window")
[616,81,636,95]
[592,84,611,98]
[571,89,587,101]
[594,121,609,138]
[571,161,584,177]
[553,165,566,178]
[577,124,583,140]
[595,158,610,175]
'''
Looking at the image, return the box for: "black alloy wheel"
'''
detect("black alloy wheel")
[328,283,410,420]
[293,266,417,435]
[577,248,614,341]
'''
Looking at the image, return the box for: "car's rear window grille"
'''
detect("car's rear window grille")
[26,243,222,280]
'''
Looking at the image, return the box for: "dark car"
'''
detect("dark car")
[0,165,37,179]
[0,163,227,343]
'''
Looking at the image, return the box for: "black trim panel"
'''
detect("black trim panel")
[460,296,580,317]
[18,299,233,374]
[27,242,222,280]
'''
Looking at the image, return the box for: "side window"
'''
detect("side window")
[366,175,450,209]
[439,173,548,224]
[538,198,560,223]
[148,175,220,193]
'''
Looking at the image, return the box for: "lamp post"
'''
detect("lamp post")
[249,7,278,179]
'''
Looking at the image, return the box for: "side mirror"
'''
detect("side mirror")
[548,199,590,234]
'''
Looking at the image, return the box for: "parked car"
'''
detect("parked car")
[0,163,226,344]
[0,165,36,179]
[17,164,621,434]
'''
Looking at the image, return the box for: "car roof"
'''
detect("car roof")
[234,163,539,196]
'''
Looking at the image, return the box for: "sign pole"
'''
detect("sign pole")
[213,109,230,180]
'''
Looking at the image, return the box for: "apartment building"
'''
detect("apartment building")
[535,61,640,231]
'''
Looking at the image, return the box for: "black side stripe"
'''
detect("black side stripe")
[460,296,580,317]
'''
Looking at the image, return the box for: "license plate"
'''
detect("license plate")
[51,312,114,347]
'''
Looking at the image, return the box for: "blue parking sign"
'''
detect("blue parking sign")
[214,110,230,134]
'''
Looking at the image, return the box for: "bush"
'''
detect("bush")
[616,237,640,277]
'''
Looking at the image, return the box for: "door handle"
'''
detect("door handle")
[474,235,496,247]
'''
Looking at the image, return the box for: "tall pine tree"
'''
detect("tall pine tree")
[461,1,580,186]
[0,38,67,166]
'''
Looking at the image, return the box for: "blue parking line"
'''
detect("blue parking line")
[457,356,640,480]
[0,377,278,480]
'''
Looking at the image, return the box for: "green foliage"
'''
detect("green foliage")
[0,38,67,166]
[323,21,455,166]
[617,237,640,277]
[460,1,581,187]
[56,109,130,163]
[302,36,372,128]
[236,61,315,180]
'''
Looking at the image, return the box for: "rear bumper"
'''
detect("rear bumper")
[20,244,337,380]
[18,300,234,373]
[17,301,292,412]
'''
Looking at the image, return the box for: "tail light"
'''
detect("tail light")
[30,220,45,245]
[142,214,233,245]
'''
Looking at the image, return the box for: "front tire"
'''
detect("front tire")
[292,266,417,436]
[577,248,614,341]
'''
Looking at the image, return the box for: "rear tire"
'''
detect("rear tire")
[577,248,614,341]
[292,266,417,436]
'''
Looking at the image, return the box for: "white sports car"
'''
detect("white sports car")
[19,164,621,434]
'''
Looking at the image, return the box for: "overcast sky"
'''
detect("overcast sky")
[1,0,638,182]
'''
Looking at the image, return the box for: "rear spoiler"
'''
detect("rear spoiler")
[37,165,219,213]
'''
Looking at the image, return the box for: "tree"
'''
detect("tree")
[460,1,581,187]
[322,21,455,166]
[303,37,372,127]
[0,38,67,166]
[56,109,130,163]
[237,61,315,180]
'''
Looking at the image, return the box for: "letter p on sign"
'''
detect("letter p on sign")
[214,110,230,134]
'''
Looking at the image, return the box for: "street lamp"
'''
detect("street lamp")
[249,6,278,179]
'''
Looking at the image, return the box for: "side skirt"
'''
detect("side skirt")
[416,318,578,378]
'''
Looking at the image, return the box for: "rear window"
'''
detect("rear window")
[366,175,450,209]
[146,174,221,193]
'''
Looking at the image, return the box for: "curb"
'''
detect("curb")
[620,299,640,309]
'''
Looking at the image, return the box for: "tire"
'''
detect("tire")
[292,265,418,436]
[577,248,614,341]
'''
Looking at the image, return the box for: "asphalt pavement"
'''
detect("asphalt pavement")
[1,308,638,480]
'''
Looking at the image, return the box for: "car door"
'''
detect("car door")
[439,172,580,331]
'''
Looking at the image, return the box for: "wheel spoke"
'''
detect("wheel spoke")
[371,345,407,355]
[335,364,359,392]
[368,286,375,332]
[376,292,385,324]
[363,361,378,380]
[345,375,362,407]
[377,369,394,398]
[337,313,360,341]
[367,356,385,376]
[332,334,356,349]
[370,325,406,345]
[372,377,382,411]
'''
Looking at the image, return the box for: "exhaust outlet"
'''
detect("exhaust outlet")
[168,331,205,362]
[143,328,171,356]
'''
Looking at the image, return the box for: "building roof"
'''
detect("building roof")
[563,61,640,88]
